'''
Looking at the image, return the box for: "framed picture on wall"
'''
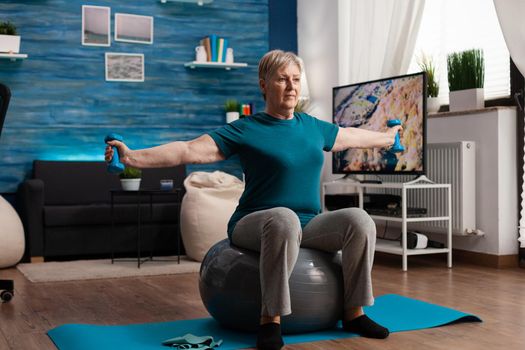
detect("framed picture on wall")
[105,53,145,82]
[82,5,111,46]
[115,13,154,44]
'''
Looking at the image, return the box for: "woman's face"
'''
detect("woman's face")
[261,63,301,113]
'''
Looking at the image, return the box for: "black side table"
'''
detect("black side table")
[110,188,183,268]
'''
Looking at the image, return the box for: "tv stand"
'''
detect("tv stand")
[322,178,452,271]
[360,179,382,184]
[337,174,384,184]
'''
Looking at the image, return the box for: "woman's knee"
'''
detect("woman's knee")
[264,207,301,242]
[339,208,376,241]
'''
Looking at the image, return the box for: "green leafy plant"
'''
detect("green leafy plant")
[447,49,484,91]
[224,99,240,113]
[0,21,17,35]
[119,167,142,179]
[417,53,439,98]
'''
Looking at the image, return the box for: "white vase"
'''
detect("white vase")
[427,97,440,114]
[226,111,239,123]
[449,88,484,112]
[0,35,20,53]
[226,48,234,64]
[120,178,141,191]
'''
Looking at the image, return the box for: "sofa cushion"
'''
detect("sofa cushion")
[34,161,118,205]
[44,224,182,257]
[44,203,180,227]
[33,160,186,205]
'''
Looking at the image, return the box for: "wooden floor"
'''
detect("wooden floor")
[1,255,524,350]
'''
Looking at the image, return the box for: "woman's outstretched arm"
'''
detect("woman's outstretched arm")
[331,125,402,152]
[105,134,225,168]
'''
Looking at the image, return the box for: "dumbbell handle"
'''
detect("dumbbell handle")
[104,133,125,173]
[387,119,404,153]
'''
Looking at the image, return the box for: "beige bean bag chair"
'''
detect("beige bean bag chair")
[180,171,244,262]
[0,196,25,268]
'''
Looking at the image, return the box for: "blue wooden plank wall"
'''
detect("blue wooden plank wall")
[0,0,268,192]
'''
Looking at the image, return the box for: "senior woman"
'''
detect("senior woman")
[106,50,399,350]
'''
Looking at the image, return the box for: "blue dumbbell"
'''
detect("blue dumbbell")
[387,119,404,153]
[104,133,125,173]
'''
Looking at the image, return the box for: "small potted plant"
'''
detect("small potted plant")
[417,53,440,113]
[119,167,142,191]
[447,48,485,112]
[225,99,240,123]
[0,21,21,54]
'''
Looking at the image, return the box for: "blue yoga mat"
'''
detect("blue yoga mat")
[48,294,481,350]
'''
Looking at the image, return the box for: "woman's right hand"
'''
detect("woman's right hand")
[105,140,133,166]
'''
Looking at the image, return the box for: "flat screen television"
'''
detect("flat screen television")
[332,72,426,175]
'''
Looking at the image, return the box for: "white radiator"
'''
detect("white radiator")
[375,141,476,235]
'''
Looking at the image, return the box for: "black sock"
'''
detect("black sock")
[256,322,284,350]
[343,315,390,339]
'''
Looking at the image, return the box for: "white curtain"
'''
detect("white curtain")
[338,0,426,85]
[493,0,525,248]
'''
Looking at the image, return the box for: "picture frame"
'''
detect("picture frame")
[105,53,145,82]
[115,13,154,44]
[82,5,111,47]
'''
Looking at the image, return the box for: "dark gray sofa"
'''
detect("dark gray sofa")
[17,160,186,262]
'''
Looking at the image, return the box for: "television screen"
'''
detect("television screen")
[332,72,426,175]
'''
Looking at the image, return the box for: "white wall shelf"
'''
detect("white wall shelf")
[0,53,28,61]
[322,176,452,271]
[160,0,213,5]
[184,61,248,70]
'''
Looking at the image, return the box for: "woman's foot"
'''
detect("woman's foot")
[343,314,389,339]
[343,306,389,339]
[256,322,284,350]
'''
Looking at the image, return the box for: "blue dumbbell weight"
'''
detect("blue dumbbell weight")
[386,119,404,153]
[104,133,125,173]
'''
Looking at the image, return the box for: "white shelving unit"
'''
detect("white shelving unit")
[322,176,452,271]
[0,53,28,61]
[184,61,248,70]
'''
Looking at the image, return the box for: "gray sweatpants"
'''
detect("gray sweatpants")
[231,207,376,317]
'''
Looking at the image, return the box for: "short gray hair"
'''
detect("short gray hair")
[258,50,303,100]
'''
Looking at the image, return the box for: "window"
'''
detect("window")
[407,0,510,104]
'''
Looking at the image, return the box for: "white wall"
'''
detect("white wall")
[298,1,519,257]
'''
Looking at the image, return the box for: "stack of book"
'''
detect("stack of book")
[200,35,229,62]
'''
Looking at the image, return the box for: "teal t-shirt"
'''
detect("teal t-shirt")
[207,112,339,239]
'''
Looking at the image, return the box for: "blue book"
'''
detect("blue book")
[210,34,217,62]
[222,38,228,63]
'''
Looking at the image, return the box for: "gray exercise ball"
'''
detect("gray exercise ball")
[199,239,344,334]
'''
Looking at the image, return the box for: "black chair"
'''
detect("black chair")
[0,83,14,303]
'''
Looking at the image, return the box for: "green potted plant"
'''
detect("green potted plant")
[225,99,240,123]
[417,53,440,113]
[0,21,21,54]
[119,167,142,191]
[447,48,485,112]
